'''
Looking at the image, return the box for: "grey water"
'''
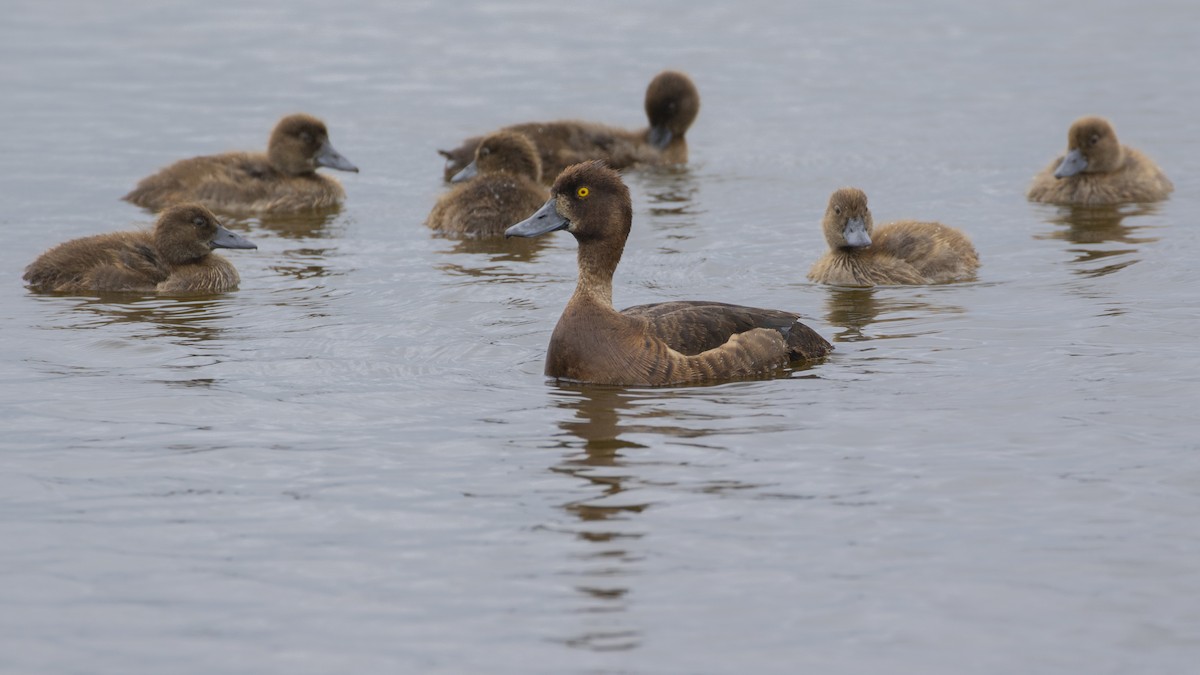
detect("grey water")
[2,1,1199,673]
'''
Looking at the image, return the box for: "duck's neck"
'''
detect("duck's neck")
[571,239,619,308]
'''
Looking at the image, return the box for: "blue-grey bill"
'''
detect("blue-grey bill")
[505,199,569,238]
[648,125,673,150]
[210,225,257,250]
[314,140,359,173]
[1054,148,1087,179]
[843,216,871,248]
[450,161,478,183]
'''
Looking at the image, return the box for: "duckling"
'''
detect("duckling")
[426,131,549,237]
[808,188,979,287]
[439,71,700,184]
[24,203,256,294]
[505,161,832,386]
[123,113,358,214]
[1027,116,1173,205]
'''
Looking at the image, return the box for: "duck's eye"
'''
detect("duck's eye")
[1089,134,1100,146]
[480,147,491,156]
[299,131,313,144]
[192,217,206,228]
[833,205,842,215]
[576,186,590,198]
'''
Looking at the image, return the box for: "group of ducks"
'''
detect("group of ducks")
[23,71,1174,386]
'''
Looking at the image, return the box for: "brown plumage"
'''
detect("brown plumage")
[426,131,549,237]
[505,161,832,386]
[1027,116,1173,205]
[439,71,700,184]
[808,188,980,287]
[123,113,359,215]
[24,204,256,294]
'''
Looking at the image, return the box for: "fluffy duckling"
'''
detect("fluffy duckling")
[440,71,700,184]
[24,204,256,294]
[426,131,549,237]
[123,114,358,214]
[1027,116,1173,205]
[505,161,832,386]
[808,188,979,287]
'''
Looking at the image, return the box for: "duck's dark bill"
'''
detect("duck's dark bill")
[843,216,871,248]
[210,225,258,250]
[315,141,359,173]
[505,199,569,238]
[1054,148,1087,179]
[450,161,478,183]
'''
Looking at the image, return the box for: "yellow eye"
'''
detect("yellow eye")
[576,186,590,198]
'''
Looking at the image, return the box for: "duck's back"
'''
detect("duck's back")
[621,301,814,355]
[124,152,344,214]
[444,121,661,184]
[427,174,548,237]
[24,232,168,292]
[872,220,979,283]
[1027,146,1174,205]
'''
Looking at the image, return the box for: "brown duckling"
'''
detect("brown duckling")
[426,131,549,237]
[123,113,359,215]
[24,203,256,294]
[1027,116,1173,205]
[808,188,980,287]
[505,161,832,386]
[439,70,700,184]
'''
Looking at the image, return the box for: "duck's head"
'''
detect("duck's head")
[450,131,542,183]
[505,161,631,245]
[1055,116,1122,178]
[823,187,874,250]
[267,113,359,176]
[645,70,700,150]
[155,203,257,265]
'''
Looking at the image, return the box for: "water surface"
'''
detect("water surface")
[2,1,1199,673]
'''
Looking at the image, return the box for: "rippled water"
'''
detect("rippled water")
[3,1,1199,673]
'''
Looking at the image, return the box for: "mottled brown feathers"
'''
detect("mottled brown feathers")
[24,204,254,294]
[439,71,700,184]
[1027,116,1173,205]
[509,162,831,386]
[123,113,357,214]
[426,132,549,237]
[808,187,980,287]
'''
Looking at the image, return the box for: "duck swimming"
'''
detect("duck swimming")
[123,113,358,215]
[24,203,256,294]
[1027,116,1173,205]
[505,161,832,386]
[440,71,700,184]
[426,131,549,237]
[808,188,980,287]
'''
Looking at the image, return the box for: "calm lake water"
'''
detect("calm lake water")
[2,1,1199,673]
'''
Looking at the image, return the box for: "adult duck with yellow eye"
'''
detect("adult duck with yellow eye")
[24,204,256,294]
[1027,116,1173,205]
[505,161,832,387]
[439,71,700,185]
[808,188,980,287]
[123,113,359,215]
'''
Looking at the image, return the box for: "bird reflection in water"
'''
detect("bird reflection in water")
[822,287,962,343]
[225,207,343,281]
[31,294,236,389]
[1035,203,1162,278]
[630,166,701,253]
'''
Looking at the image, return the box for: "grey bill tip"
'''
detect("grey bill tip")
[1054,148,1087,179]
[210,225,257,250]
[314,141,359,173]
[504,199,570,238]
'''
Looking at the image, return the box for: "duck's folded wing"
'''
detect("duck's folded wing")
[621,301,804,356]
